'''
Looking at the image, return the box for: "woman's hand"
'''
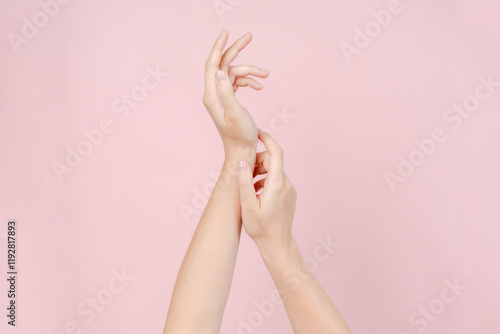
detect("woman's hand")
[203,29,269,158]
[235,130,297,252]
[235,131,352,334]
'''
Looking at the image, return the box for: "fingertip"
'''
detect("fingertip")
[218,29,228,47]
[240,31,252,45]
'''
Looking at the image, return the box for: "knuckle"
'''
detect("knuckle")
[274,182,285,195]
[225,112,239,123]
[239,180,255,191]
[242,205,255,215]
[202,95,211,107]
[218,93,231,103]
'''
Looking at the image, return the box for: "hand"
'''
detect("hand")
[203,29,269,157]
[235,130,297,251]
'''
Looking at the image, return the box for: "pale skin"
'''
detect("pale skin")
[163,29,352,334]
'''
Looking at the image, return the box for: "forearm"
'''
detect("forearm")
[258,239,352,334]
[164,152,255,334]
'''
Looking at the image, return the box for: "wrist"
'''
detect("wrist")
[223,138,257,156]
[223,142,257,169]
[256,236,300,266]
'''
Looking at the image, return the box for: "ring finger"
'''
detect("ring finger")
[229,65,269,80]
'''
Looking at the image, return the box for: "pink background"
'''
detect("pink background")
[1,0,499,333]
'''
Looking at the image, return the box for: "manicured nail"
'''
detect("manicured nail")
[260,68,269,73]
[237,161,248,173]
[219,29,225,39]
[216,70,226,82]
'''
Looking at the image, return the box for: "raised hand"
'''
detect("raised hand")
[203,29,269,158]
[164,30,270,334]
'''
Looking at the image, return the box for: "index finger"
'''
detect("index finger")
[204,29,228,98]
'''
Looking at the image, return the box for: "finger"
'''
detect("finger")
[258,130,284,174]
[204,29,229,100]
[236,160,259,212]
[215,70,242,112]
[220,32,252,72]
[255,151,269,166]
[234,77,263,90]
[254,177,266,193]
[229,65,269,79]
[253,165,267,177]
[254,151,270,177]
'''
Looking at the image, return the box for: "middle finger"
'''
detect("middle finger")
[220,32,253,72]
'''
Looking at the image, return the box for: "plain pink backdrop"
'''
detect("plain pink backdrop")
[1,0,499,333]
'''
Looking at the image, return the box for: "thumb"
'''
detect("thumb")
[236,160,258,212]
[215,70,241,111]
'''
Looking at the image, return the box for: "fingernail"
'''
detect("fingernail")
[215,70,227,82]
[260,68,269,73]
[219,29,225,39]
[216,70,226,82]
[237,161,248,173]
